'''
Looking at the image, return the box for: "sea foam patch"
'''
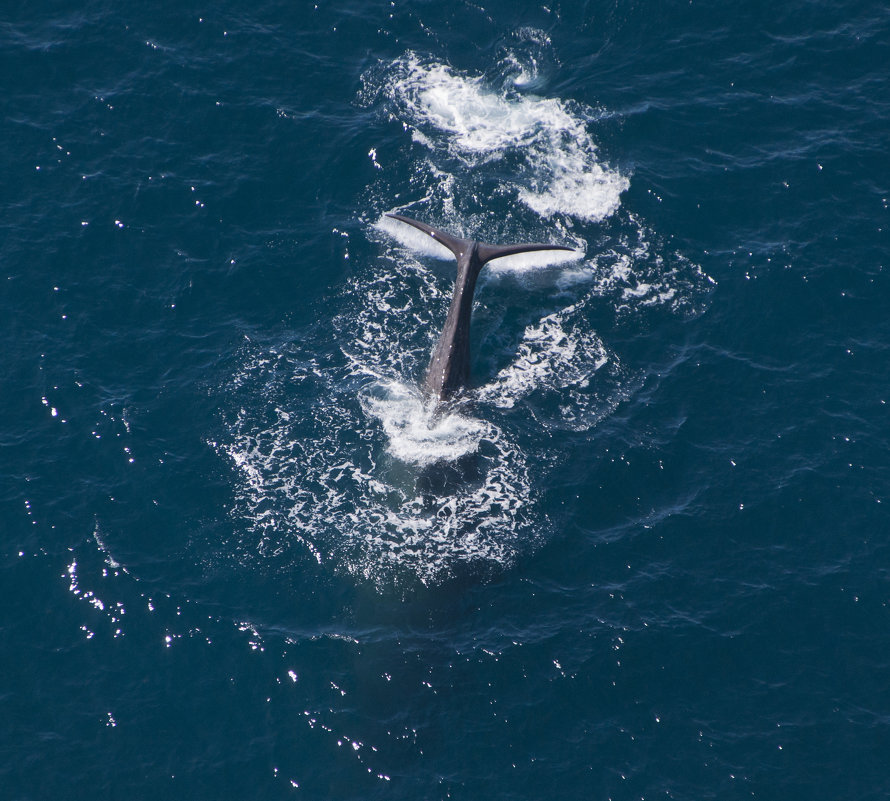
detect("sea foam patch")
[218,345,546,589]
[361,380,489,467]
[476,306,610,410]
[363,53,629,222]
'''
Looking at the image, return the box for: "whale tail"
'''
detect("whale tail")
[385,213,575,269]
[385,213,577,402]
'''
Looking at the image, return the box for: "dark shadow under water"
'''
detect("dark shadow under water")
[416,450,483,509]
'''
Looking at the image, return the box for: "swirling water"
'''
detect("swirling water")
[2,2,889,799]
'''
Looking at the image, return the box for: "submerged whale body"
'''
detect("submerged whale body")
[386,213,574,403]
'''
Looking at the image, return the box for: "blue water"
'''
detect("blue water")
[3,2,889,798]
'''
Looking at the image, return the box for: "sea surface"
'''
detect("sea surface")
[2,1,889,799]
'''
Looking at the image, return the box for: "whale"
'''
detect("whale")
[386,213,575,403]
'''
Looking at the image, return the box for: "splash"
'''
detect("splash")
[362,53,628,223]
[361,381,490,468]
[217,346,546,589]
[217,50,713,590]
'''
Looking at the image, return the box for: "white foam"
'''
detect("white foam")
[361,381,489,467]
[518,165,628,223]
[218,347,545,589]
[493,27,555,92]
[476,305,610,413]
[370,54,629,222]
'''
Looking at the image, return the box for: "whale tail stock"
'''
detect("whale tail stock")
[385,213,576,402]
[385,213,575,273]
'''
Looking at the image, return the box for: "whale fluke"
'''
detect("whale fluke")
[386,213,575,402]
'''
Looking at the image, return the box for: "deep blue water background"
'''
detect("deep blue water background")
[3,2,889,799]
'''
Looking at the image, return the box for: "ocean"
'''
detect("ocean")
[2,1,889,798]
